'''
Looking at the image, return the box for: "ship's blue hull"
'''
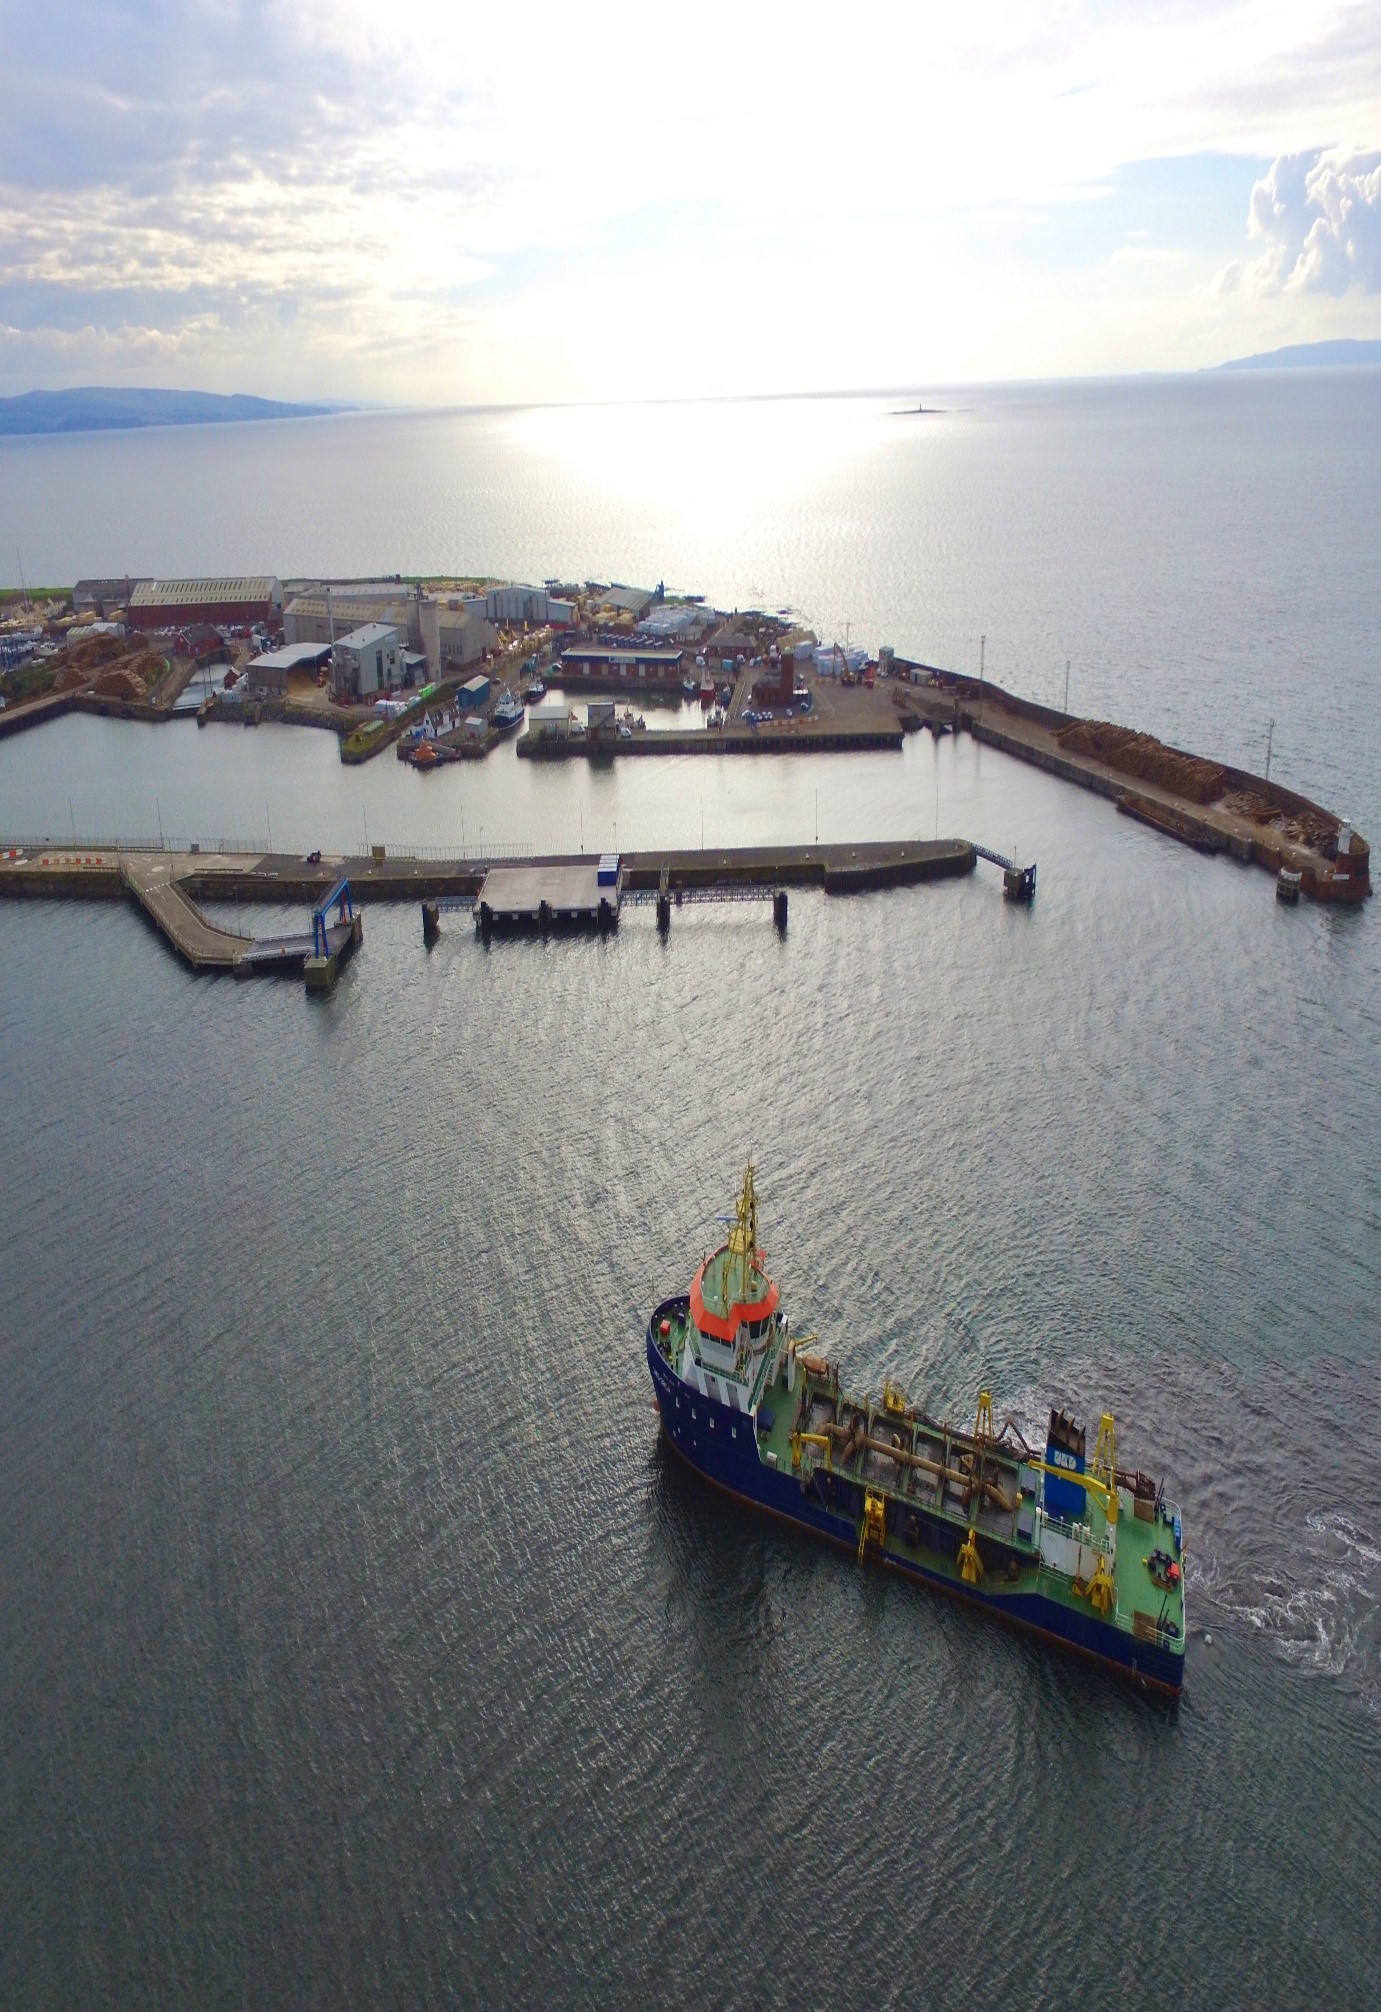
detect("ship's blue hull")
[646,1310,1183,1695]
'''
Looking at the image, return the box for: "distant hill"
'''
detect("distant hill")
[1214,339,1381,373]
[0,386,344,436]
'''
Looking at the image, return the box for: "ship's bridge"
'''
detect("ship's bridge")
[690,1246,779,1343]
[688,1166,782,1382]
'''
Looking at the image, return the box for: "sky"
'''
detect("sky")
[0,0,1379,404]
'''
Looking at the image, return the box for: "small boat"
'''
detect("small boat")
[491,687,524,735]
[527,675,546,703]
[683,677,697,700]
[699,675,715,707]
[408,740,441,769]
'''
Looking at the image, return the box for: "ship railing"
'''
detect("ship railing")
[1033,1562,1131,1630]
[1037,1508,1116,1555]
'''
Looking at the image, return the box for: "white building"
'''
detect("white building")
[528,699,572,739]
[462,584,575,628]
[332,623,404,701]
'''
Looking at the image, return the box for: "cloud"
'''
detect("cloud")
[1225,148,1381,294]
[2,2,1381,399]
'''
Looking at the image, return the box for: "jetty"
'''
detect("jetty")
[0,838,975,979]
[0,844,364,989]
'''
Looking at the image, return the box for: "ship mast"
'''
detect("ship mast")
[728,1161,759,1307]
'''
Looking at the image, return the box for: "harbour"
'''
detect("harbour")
[2,565,1367,907]
[1,382,1378,2008]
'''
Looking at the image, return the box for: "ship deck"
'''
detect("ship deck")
[658,1308,1184,1649]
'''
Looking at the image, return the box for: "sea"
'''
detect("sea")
[0,377,1378,2007]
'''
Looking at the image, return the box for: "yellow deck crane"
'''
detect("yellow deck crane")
[1028,1414,1122,1612]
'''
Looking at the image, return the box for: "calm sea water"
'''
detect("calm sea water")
[1,380,1379,2006]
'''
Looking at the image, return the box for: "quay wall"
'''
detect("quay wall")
[0,841,975,913]
[519,724,904,760]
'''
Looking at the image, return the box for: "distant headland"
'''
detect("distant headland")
[1212,339,1381,373]
[0,387,344,437]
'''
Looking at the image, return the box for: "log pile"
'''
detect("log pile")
[1221,789,1338,850]
[1057,719,1226,804]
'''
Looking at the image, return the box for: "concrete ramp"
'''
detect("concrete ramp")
[121,856,253,970]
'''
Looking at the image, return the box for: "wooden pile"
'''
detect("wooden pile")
[94,664,149,701]
[1222,789,1338,850]
[64,632,130,674]
[1057,720,1225,804]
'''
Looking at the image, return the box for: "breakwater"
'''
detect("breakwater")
[907,673,1371,903]
[0,838,976,977]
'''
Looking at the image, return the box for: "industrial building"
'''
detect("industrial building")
[557,644,685,689]
[245,641,332,696]
[706,621,756,664]
[457,673,491,711]
[129,577,283,631]
[72,577,150,618]
[284,582,423,652]
[419,599,495,679]
[595,584,654,620]
[331,623,404,701]
[462,584,575,628]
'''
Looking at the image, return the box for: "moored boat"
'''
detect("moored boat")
[491,686,524,735]
[646,1165,1187,1694]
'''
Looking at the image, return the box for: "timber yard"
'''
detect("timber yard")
[0,566,1370,988]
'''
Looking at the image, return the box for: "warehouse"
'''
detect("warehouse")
[284,582,423,652]
[331,623,404,700]
[419,599,495,678]
[557,644,685,690]
[245,641,332,695]
[462,584,575,627]
[129,576,283,631]
[72,577,149,618]
[594,584,654,620]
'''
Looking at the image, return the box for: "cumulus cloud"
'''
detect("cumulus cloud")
[1225,148,1381,294]
[3,2,1381,398]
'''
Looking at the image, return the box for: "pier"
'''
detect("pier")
[0,845,364,989]
[0,837,975,978]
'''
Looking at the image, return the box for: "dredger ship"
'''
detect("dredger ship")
[647,1167,1186,1694]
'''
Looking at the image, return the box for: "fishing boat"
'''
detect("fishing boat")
[646,1165,1186,1694]
[491,687,524,735]
[699,674,715,707]
[527,674,547,703]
